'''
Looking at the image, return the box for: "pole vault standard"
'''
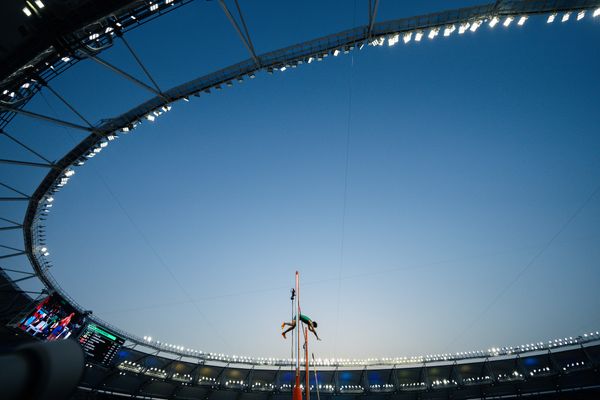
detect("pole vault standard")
[293,271,302,400]
[292,271,312,400]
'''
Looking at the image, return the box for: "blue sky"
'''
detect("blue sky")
[2,1,600,359]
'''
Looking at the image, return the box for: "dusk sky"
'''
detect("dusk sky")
[3,1,600,360]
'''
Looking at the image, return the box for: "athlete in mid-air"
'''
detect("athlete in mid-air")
[281,314,321,341]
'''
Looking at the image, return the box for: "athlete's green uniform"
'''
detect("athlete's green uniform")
[298,314,312,325]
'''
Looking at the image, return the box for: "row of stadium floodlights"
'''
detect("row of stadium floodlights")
[21,3,600,366]
[110,358,589,391]
[3,3,600,106]
[134,332,600,366]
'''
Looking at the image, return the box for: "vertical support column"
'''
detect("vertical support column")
[293,271,302,400]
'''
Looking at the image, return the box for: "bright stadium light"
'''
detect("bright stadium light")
[443,24,455,36]
[333,49,341,56]
[458,22,470,34]
[428,27,440,39]
[470,20,482,32]
[489,16,500,28]
[577,10,586,20]
[403,32,412,43]
[35,0,45,8]
[146,114,155,122]
[387,33,399,46]
[414,31,423,41]
[22,7,32,16]
[503,16,514,27]
[595,8,600,17]
[547,13,557,23]
[562,12,571,22]
[518,16,528,25]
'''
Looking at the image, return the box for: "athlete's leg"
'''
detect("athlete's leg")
[282,321,296,338]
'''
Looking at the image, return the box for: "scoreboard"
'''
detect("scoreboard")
[78,323,125,366]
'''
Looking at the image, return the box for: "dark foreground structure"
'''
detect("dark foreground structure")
[1,1,600,399]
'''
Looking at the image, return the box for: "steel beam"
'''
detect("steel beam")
[0,217,21,226]
[0,182,30,197]
[43,84,93,128]
[0,226,22,231]
[120,36,163,94]
[0,105,93,132]
[0,158,52,168]
[0,130,53,164]
[367,0,380,37]
[86,54,164,97]
[218,0,260,66]
[0,251,26,259]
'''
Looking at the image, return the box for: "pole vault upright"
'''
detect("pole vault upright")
[293,271,302,400]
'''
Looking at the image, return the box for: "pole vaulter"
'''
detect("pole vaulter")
[281,271,321,400]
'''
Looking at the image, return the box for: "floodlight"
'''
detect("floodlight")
[307,57,314,63]
[547,13,557,23]
[577,10,585,20]
[387,33,399,46]
[146,114,155,122]
[470,20,482,31]
[489,16,500,27]
[35,0,45,9]
[443,24,455,36]
[595,8,600,17]
[333,49,341,56]
[23,7,32,16]
[428,27,439,39]
[518,16,528,25]
[403,32,412,43]
[458,23,470,34]
[414,31,423,41]
[503,16,514,27]
[562,12,571,22]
